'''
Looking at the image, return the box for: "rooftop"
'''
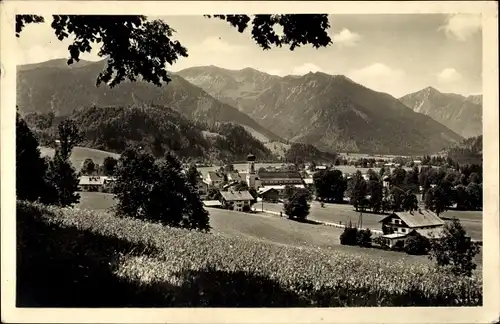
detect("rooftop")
[380,209,445,228]
[257,171,302,179]
[207,171,224,180]
[220,190,255,201]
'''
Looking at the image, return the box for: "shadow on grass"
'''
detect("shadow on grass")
[288,217,323,225]
[16,202,307,307]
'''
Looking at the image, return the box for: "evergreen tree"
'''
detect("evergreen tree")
[16,112,48,202]
[367,178,383,213]
[44,153,81,206]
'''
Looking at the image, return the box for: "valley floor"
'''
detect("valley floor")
[76,192,482,265]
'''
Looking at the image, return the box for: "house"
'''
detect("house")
[303,178,314,189]
[196,178,209,200]
[220,190,255,212]
[205,171,224,187]
[378,209,445,248]
[258,187,280,202]
[79,176,115,192]
[227,172,242,183]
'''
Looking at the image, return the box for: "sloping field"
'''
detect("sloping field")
[40,146,120,170]
[17,200,482,307]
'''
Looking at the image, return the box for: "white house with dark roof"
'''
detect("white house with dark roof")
[378,209,445,248]
[79,176,115,192]
[205,171,224,187]
[220,190,255,212]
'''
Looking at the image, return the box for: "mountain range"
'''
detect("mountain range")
[17,59,282,143]
[399,87,482,139]
[178,66,463,155]
[17,59,467,157]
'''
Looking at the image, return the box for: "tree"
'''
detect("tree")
[43,153,81,206]
[283,191,310,220]
[313,169,346,203]
[56,119,84,161]
[16,112,49,202]
[367,178,383,213]
[102,156,118,176]
[185,165,201,187]
[340,223,358,246]
[16,14,331,87]
[113,148,210,231]
[234,181,250,191]
[348,171,367,212]
[404,231,430,255]
[466,182,482,210]
[81,158,96,176]
[428,218,480,277]
[401,190,419,212]
[207,188,222,201]
[424,186,448,216]
[388,186,406,212]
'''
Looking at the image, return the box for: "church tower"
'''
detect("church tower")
[246,153,256,189]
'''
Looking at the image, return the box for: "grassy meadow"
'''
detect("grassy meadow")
[40,146,120,171]
[17,200,482,307]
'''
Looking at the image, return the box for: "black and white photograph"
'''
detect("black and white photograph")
[1,1,499,323]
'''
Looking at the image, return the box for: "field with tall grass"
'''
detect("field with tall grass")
[17,200,482,307]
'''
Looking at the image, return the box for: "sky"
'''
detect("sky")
[15,14,482,97]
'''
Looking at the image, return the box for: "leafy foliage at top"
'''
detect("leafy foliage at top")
[16,14,331,87]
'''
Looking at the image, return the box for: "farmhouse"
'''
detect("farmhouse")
[78,176,116,192]
[205,171,224,187]
[257,187,280,202]
[220,190,255,212]
[378,209,445,248]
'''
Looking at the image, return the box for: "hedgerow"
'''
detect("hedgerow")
[17,201,482,307]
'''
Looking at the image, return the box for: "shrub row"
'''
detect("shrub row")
[17,201,482,307]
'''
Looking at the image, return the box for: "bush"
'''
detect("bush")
[356,229,372,247]
[404,232,430,255]
[372,236,389,250]
[392,240,405,251]
[340,225,358,246]
[17,201,483,307]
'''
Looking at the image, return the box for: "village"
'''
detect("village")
[76,152,470,251]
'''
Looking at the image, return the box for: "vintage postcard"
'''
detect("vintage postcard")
[1,1,499,323]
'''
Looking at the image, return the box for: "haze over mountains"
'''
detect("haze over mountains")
[17,59,470,157]
[179,65,463,155]
[399,87,482,139]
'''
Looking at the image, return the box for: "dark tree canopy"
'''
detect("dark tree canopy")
[16,14,332,87]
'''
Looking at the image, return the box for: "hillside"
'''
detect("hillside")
[25,106,274,163]
[399,87,482,138]
[179,67,463,155]
[444,135,482,165]
[16,59,282,143]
